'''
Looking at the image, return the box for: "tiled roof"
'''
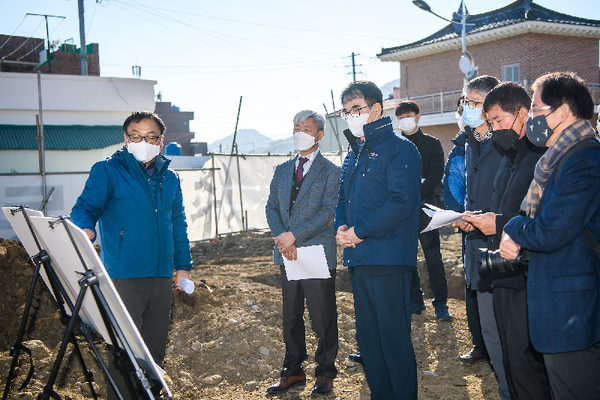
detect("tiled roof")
[0,125,123,150]
[379,0,600,56]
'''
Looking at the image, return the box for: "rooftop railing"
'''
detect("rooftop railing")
[388,83,600,116]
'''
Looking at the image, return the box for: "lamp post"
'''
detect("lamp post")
[413,0,474,84]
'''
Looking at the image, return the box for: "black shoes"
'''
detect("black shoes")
[457,348,490,364]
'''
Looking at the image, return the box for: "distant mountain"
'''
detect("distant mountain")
[207,129,273,153]
[255,137,295,155]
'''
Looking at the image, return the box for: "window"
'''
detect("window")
[502,64,520,82]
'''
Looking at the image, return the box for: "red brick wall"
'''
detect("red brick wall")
[421,123,463,158]
[38,43,100,76]
[399,32,600,98]
[0,35,100,76]
[0,35,44,63]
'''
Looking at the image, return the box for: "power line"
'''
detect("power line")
[102,61,342,75]
[109,0,407,41]
[111,0,344,59]
[0,14,28,52]
[101,56,342,69]
[109,2,282,64]
[1,18,44,59]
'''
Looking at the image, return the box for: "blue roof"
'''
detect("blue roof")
[0,125,124,150]
[379,0,600,56]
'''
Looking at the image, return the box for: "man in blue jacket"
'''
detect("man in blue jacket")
[71,111,193,400]
[500,72,600,399]
[335,81,421,400]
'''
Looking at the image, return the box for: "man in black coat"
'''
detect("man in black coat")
[396,100,452,321]
[462,82,550,400]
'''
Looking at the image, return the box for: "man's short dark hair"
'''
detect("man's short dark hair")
[465,75,500,98]
[340,80,383,109]
[395,100,420,116]
[483,82,531,115]
[123,111,167,135]
[531,72,595,120]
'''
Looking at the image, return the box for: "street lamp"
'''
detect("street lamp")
[412,0,475,83]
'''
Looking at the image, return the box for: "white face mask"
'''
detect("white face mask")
[127,141,161,163]
[293,131,317,152]
[398,117,417,133]
[346,112,370,138]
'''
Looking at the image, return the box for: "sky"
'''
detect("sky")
[1,0,599,145]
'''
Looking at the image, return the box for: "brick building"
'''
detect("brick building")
[377,0,600,156]
[154,101,198,156]
[0,34,99,76]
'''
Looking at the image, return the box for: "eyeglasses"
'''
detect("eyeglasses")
[127,133,162,145]
[339,105,370,120]
[528,105,553,119]
[460,98,484,108]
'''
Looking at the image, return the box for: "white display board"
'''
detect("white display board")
[3,207,170,397]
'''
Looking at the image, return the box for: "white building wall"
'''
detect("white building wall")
[0,72,156,125]
[0,145,123,174]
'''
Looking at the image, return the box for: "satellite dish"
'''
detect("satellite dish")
[459,51,474,76]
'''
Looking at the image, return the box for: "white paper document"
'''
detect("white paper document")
[421,203,466,234]
[283,245,331,281]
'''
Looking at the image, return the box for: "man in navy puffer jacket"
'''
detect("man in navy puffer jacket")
[335,81,421,400]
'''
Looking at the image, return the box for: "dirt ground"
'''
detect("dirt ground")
[0,229,501,399]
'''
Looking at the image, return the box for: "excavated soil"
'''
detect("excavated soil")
[0,229,500,399]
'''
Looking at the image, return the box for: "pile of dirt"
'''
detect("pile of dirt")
[0,231,499,399]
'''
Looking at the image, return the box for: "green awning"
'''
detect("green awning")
[0,125,124,150]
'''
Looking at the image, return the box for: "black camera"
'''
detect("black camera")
[479,248,529,279]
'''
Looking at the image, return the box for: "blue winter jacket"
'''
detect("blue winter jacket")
[443,131,467,213]
[504,140,600,354]
[71,147,193,279]
[335,117,421,269]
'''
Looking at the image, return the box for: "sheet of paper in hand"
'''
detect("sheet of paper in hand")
[283,245,331,280]
[421,203,466,234]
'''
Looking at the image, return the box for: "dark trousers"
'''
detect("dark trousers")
[351,266,417,400]
[410,227,448,307]
[280,266,338,378]
[107,278,173,400]
[494,287,550,400]
[543,342,600,400]
[466,285,488,357]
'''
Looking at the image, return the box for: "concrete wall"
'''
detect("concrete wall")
[1,145,123,174]
[0,72,156,126]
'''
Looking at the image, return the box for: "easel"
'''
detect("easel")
[2,206,97,400]
[2,207,168,400]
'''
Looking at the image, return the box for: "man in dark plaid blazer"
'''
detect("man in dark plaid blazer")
[265,110,341,396]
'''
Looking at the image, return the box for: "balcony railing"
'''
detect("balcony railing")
[388,83,600,116]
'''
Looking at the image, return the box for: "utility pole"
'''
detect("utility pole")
[78,0,88,75]
[345,52,363,82]
[26,14,65,74]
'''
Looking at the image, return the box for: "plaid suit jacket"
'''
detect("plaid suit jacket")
[265,151,341,269]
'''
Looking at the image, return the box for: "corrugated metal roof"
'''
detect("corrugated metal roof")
[379,0,600,56]
[0,125,124,150]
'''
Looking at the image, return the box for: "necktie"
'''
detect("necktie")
[296,157,308,182]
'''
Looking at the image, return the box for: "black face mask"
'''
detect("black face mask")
[493,114,520,152]
[526,107,562,147]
